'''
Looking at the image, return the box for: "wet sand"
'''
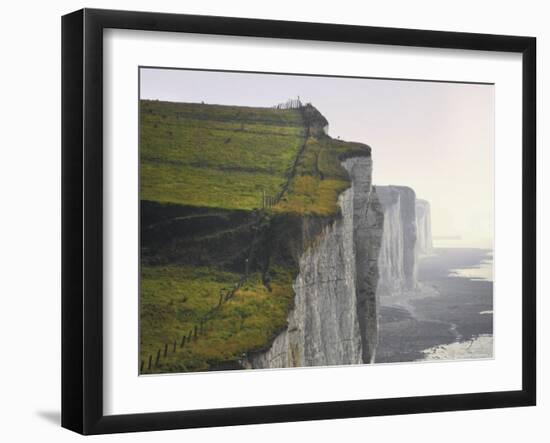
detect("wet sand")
[376,248,493,363]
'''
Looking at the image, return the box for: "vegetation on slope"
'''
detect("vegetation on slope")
[141,266,294,373]
[274,135,370,215]
[139,100,370,373]
[140,101,306,210]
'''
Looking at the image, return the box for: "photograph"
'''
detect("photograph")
[0,1,543,440]
[138,67,495,375]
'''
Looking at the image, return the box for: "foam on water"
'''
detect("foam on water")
[422,335,493,361]
[448,252,493,281]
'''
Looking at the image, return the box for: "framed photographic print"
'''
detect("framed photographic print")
[61,8,536,435]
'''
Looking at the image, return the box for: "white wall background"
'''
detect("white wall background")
[0,1,545,442]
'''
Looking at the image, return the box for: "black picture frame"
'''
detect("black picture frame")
[61,8,536,435]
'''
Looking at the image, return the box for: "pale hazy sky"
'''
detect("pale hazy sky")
[140,68,494,249]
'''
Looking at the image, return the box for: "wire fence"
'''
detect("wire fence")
[273,97,303,110]
[140,274,247,373]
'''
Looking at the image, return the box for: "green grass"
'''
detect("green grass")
[140,100,306,210]
[141,162,289,210]
[274,134,370,215]
[274,135,349,215]
[140,100,370,216]
[140,265,294,373]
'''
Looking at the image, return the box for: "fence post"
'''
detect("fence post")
[180,335,186,348]
[155,349,161,367]
[140,360,144,373]
[148,354,152,370]
[194,325,198,339]
[164,343,168,357]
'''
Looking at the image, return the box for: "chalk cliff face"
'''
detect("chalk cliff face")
[376,186,405,296]
[343,158,384,364]
[248,156,382,368]
[247,164,434,367]
[375,186,418,296]
[416,199,433,256]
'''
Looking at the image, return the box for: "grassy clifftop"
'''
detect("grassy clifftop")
[140,100,370,216]
[140,101,306,210]
[140,100,370,373]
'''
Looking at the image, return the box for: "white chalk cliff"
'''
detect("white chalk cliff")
[248,168,433,368]
[416,199,433,256]
[248,156,382,368]
[375,186,418,296]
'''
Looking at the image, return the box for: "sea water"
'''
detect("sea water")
[422,250,494,361]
